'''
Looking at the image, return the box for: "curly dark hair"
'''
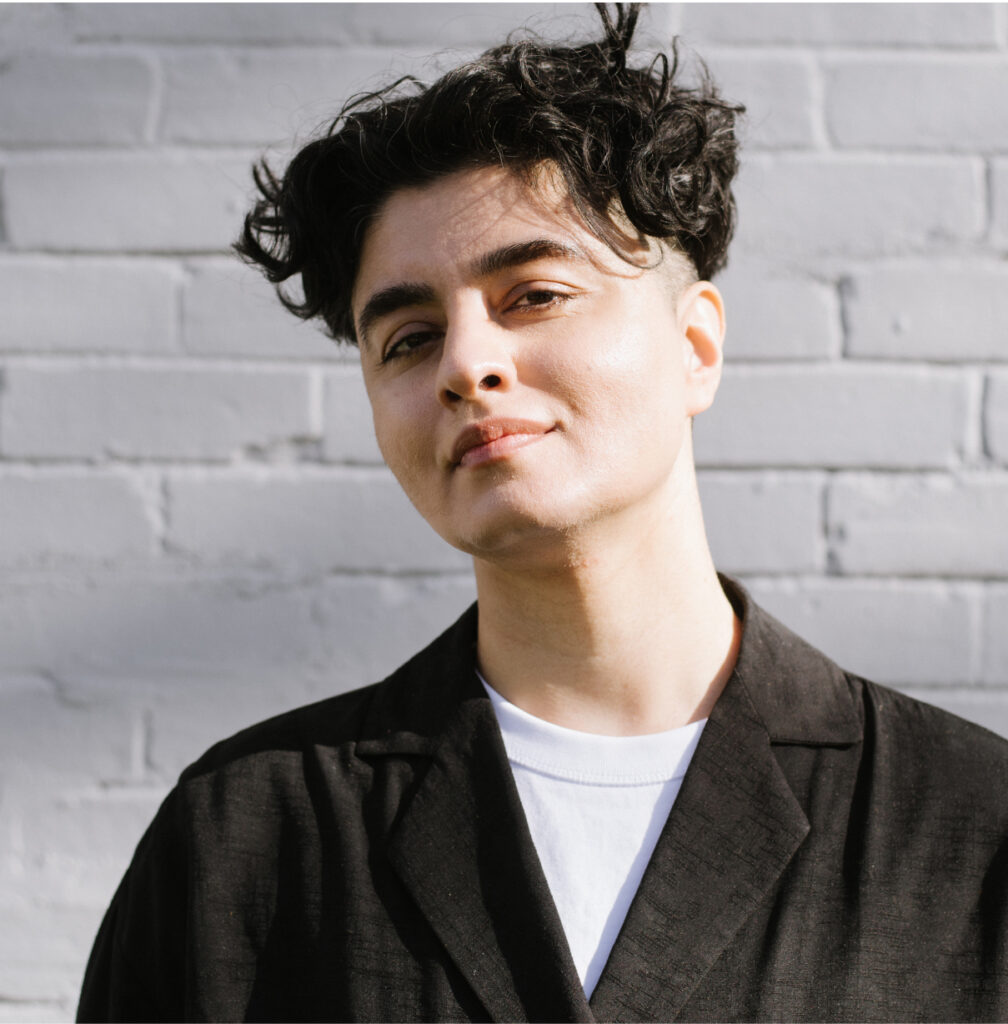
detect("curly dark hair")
[235,3,744,344]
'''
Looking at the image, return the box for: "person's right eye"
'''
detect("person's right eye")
[383,327,442,363]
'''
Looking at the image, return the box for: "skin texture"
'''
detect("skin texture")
[354,166,739,735]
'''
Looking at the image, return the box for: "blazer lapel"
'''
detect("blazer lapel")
[371,608,591,1023]
[588,671,811,1020]
[588,577,864,1022]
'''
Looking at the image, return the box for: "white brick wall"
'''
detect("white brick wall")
[181,259,339,360]
[680,4,1001,47]
[4,155,254,251]
[695,365,970,468]
[824,57,1008,150]
[842,265,1008,361]
[1,366,314,459]
[1,4,1006,1015]
[0,257,180,354]
[167,471,471,571]
[0,53,154,147]
[995,159,1008,243]
[989,372,1008,460]
[733,156,984,262]
[0,474,155,567]
[160,49,410,145]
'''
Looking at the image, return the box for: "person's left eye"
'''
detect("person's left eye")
[507,286,573,312]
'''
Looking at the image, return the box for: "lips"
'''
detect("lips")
[450,419,553,468]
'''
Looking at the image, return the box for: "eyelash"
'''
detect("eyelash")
[382,329,443,363]
[380,287,574,363]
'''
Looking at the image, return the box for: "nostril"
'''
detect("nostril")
[480,374,502,390]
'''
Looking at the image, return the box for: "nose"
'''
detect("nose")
[435,316,516,408]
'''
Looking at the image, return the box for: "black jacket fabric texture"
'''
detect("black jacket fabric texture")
[78,580,1008,1022]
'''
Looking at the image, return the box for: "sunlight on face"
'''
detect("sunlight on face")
[353,165,724,567]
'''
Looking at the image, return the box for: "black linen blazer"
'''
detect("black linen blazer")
[78,581,1008,1022]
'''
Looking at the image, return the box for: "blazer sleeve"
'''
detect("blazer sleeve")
[77,789,189,1022]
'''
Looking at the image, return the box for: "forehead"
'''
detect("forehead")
[353,166,621,300]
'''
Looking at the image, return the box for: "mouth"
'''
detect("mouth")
[451,419,554,469]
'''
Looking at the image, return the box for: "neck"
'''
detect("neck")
[473,452,740,736]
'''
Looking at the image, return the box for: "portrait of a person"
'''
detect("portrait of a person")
[75,5,1008,1020]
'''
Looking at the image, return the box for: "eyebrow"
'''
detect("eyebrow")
[471,238,589,278]
[356,282,437,350]
[355,238,588,348]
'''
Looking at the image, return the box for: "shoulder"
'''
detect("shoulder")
[172,600,479,807]
[853,676,1008,819]
[729,576,1008,776]
[726,577,1008,835]
[858,675,1008,759]
[178,681,379,788]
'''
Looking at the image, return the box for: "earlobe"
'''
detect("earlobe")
[678,281,726,417]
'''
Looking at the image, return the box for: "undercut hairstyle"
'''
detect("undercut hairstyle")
[235,3,745,344]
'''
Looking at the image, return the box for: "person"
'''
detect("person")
[78,6,1008,1021]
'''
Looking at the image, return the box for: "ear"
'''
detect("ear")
[677,280,726,417]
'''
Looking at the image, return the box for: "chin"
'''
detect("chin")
[437,494,602,565]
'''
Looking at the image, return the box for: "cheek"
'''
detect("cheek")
[553,323,687,426]
[368,390,435,486]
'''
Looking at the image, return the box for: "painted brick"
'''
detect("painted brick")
[829,474,1008,577]
[0,257,178,354]
[747,579,975,685]
[0,677,136,785]
[733,156,983,264]
[146,672,323,780]
[988,373,1008,463]
[695,365,968,469]
[843,264,1008,361]
[0,366,312,460]
[994,160,1008,246]
[681,3,998,48]
[17,789,166,906]
[698,472,822,574]
[0,577,323,678]
[181,260,337,360]
[826,58,1008,151]
[716,265,838,360]
[900,688,1008,741]
[0,475,154,567]
[4,155,252,253]
[167,472,469,572]
[69,2,358,43]
[0,903,99,1002]
[330,3,601,46]
[129,580,472,775]
[982,587,1008,683]
[0,1001,70,1023]
[149,576,476,775]
[161,49,407,145]
[322,369,384,464]
[0,171,9,245]
[71,2,598,47]
[315,574,477,682]
[0,2,72,47]
[0,52,151,146]
[705,53,815,149]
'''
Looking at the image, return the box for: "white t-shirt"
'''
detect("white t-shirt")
[480,676,705,998]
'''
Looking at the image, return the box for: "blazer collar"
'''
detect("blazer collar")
[719,575,862,746]
[353,577,863,1021]
[356,576,863,755]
